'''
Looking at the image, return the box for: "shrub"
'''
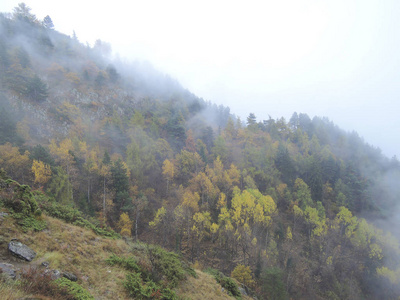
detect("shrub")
[106,252,183,300]
[220,276,242,298]
[19,267,73,299]
[40,200,119,238]
[106,254,140,273]
[55,277,94,300]
[147,245,195,287]
[16,215,47,232]
[204,268,241,299]
[1,180,41,217]
[0,178,46,231]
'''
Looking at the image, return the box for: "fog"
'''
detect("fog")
[1,0,399,158]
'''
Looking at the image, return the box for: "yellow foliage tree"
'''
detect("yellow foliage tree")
[117,212,133,237]
[0,143,30,182]
[32,160,52,186]
[162,159,174,193]
[49,138,75,175]
[231,264,255,287]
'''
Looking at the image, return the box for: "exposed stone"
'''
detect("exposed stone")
[238,286,248,296]
[44,269,61,280]
[0,262,17,279]
[41,261,50,268]
[0,212,9,222]
[63,271,78,282]
[8,240,36,262]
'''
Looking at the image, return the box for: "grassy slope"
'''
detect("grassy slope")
[0,213,250,300]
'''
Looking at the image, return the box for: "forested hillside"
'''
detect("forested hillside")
[1,4,400,299]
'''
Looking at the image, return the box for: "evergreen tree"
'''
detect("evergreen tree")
[27,74,48,102]
[42,15,54,29]
[111,159,131,211]
[275,144,296,186]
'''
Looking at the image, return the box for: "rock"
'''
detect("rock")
[238,286,248,296]
[63,271,78,282]
[44,269,61,280]
[41,261,50,268]
[8,240,36,262]
[0,212,9,222]
[0,262,17,279]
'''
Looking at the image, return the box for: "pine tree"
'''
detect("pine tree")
[27,75,48,102]
[42,15,54,29]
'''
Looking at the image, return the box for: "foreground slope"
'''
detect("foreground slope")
[0,210,247,299]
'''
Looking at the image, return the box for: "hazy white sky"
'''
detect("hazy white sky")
[1,0,399,158]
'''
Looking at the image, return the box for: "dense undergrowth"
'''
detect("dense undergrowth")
[0,170,119,239]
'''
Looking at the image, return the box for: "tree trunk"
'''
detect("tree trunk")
[103,176,106,223]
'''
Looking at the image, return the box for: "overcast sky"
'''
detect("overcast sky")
[1,0,399,158]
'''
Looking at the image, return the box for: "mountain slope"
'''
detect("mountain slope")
[1,4,400,299]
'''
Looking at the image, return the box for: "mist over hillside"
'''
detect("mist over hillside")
[1,4,400,299]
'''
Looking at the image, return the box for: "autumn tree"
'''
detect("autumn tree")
[149,206,168,245]
[47,166,73,205]
[231,264,255,288]
[117,212,133,237]
[32,160,52,187]
[162,159,174,193]
[131,192,148,241]
[0,143,31,183]
[99,151,112,224]
[294,178,313,209]
[49,139,75,176]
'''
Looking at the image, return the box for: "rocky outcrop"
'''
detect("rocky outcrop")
[8,240,36,262]
[0,262,17,279]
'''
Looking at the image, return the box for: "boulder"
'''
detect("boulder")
[8,240,36,262]
[63,271,78,282]
[0,262,17,279]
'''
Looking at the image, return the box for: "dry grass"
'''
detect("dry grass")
[0,214,130,299]
[0,279,29,300]
[0,214,253,300]
[177,270,235,300]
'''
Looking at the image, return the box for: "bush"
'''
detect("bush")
[0,178,46,231]
[204,268,241,299]
[124,272,177,300]
[55,277,94,300]
[147,245,195,287]
[106,252,185,300]
[20,267,73,299]
[220,276,242,298]
[106,254,140,273]
[16,215,47,232]
[1,180,41,217]
[40,200,119,238]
